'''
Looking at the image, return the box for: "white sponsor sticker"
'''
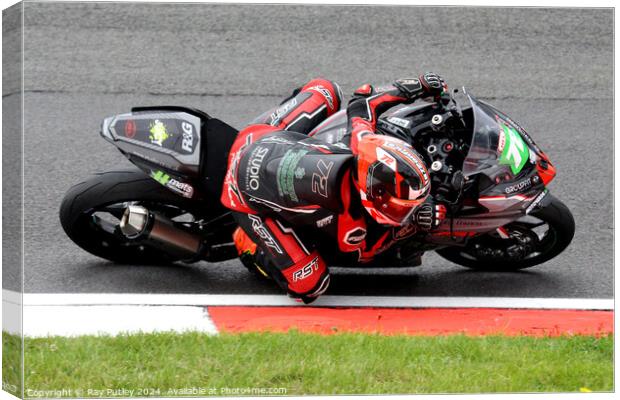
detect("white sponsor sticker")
[525,190,547,214]
[387,116,411,129]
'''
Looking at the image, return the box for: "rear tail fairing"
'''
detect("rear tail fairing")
[101,106,238,201]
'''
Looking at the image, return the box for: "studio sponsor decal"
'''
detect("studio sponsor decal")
[245,146,270,191]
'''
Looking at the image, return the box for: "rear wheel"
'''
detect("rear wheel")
[59,170,233,264]
[436,194,575,270]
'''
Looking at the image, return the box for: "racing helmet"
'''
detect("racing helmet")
[356,135,430,226]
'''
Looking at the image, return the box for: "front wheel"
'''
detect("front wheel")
[436,194,575,271]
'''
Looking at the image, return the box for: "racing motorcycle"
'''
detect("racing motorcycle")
[59,88,575,272]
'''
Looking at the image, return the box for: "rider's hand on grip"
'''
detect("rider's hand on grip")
[414,202,447,231]
[394,72,446,100]
[419,72,447,97]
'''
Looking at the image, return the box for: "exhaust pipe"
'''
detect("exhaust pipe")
[119,205,203,260]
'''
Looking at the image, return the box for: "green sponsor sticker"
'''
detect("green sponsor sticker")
[276,149,308,202]
[499,124,529,175]
[149,119,170,146]
[150,170,170,185]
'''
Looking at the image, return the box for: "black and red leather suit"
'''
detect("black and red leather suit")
[221,76,445,303]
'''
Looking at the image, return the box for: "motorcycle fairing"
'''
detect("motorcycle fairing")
[102,108,203,175]
[463,93,555,213]
[101,106,238,199]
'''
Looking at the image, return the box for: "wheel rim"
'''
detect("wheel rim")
[454,214,559,264]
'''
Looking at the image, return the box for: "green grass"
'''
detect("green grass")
[2,332,22,396]
[22,331,612,397]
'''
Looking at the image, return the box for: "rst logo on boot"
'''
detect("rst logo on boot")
[293,257,320,281]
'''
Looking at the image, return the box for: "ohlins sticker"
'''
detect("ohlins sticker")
[344,228,367,246]
[308,85,334,109]
[276,149,309,202]
[497,119,530,175]
[293,257,320,282]
[505,177,533,194]
[312,160,334,198]
[181,121,194,153]
[270,98,297,125]
[245,146,270,191]
[149,120,170,146]
[248,215,283,254]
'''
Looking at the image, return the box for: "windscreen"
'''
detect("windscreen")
[462,93,537,178]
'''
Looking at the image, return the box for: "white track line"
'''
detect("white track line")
[22,305,219,337]
[7,291,614,310]
[2,291,613,337]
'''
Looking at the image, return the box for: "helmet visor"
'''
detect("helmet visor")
[367,161,424,200]
[367,161,427,225]
[372,193,426,225]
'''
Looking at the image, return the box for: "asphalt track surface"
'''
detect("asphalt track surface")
[6,3,613,297]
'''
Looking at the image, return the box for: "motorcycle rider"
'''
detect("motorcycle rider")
[221,73,447,303]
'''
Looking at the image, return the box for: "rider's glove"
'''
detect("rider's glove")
[394,72,446,100]
[414,202,447,231]
[419,72,447,96]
